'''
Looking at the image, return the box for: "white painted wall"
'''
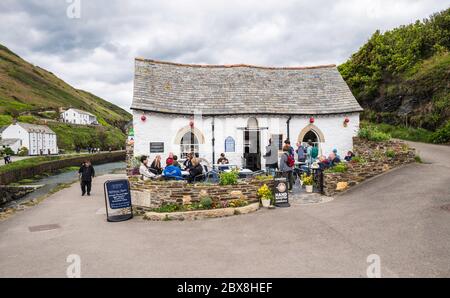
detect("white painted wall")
[0,139,22,154]
[60,108,97,125]
[133,111,360,168]
[2,124,58,156]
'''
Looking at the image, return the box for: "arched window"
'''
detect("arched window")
[180,131,199,158]
[224,136,235,152]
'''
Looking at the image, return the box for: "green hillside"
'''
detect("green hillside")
[339,7,450,143]
[0,44,131,128]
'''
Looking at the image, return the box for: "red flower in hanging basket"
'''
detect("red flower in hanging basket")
[189,120,194,128]
[309,117,315,124]
[344,117,350,124]
[141,114,147,122]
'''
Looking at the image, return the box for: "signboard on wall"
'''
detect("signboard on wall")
[104,179,133,222]
[150,142,164,153]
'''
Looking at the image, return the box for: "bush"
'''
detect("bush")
[385,149,396,158]
[358,126,391,142]
[430,121,450,144]
[199,197,213,209]
[229,199,249,208]
[325,163,348,173]
[301,174,315,185]
[219,170,239,185]
[351,156,367,164]
[2,147,14,156]
[257,184,273,201]
[18,147,29,156]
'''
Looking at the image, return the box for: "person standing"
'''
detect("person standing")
[280,145,294,191]
[263,139,279,174]
[79,160,95,196]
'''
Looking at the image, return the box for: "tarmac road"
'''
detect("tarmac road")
[0,141,449,277]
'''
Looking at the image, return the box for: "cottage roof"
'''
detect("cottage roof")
[15,122,56,134]
[65,108,95,117]
[131,58,363,116]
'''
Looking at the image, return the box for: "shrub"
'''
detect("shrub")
[219,170,239,185]
[325,163,348,173]
[385,149,396,158]
[257,184,273,201]
[199,197,213,209]
[229,199,249,208]
[301,174,315,185]
[414,155,423,163]
[430,121,450,144]
[358,126,391,142]
[18,147,29,156]
[3,147,14,156]
[351,156,367,164]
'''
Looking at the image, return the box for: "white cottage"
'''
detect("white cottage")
[60,108,98,125]
[1,122,58,155]
[131,58,363,170]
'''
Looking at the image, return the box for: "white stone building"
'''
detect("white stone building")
[0,138,22,154]
[1,122,58,155]
[60,108,98,125]
[131,58,363,170]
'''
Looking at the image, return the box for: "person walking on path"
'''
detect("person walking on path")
[79,160,95,196]
[280,144,295,192]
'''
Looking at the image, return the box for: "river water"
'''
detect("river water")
[3,162,126,208]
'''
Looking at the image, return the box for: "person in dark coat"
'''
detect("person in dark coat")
[79,160,95,196]
[188,157,203,182]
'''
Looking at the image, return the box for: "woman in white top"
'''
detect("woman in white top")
[139,155,157,180]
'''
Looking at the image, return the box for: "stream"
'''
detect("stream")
[3,161,126,208]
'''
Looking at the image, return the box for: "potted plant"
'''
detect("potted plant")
[302,174,314,193]
[257,184,273,208]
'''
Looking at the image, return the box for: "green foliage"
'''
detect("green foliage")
[229,199,249,208]
[17,115,38,123]
[339,8,450,132]
[385,149,396,158]
[351,156,367,164]
[414,155,423,163]
[199,197,213,209]
[301,173,315,185]
[153,203,182,213]
[18,146,29,156]
[358,126,391,142]
[430,121,450,143]
[325,163,348,174]
[361,121,433,143]
[2,147,14,156]
[0,114,13,126]
[257,184,273,201]
[219,170,239,185]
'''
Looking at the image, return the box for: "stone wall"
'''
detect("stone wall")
[0,186,38,206]
[129,177,274,213]
[0,151,125,185]
[323,137,416,196]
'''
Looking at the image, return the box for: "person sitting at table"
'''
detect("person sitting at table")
[172,155,182,169]
[166,152,174,165]
[317,155,331,170]
[217,153,229,165]
[163,159,183,180]
[332,148,341,160]
[150,155,163,175]
[344,151,355,162]
[183,152,193,170]
[328,152,341,167]
[188,157,203,182]
[139,156,160,180]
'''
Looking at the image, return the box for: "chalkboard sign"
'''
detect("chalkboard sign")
[274,177,290,207]
[104,179,133,222]
[150,142,164,153]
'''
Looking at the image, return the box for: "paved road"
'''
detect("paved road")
[0,142,449,277]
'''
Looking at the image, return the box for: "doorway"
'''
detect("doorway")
[243,118,261,171]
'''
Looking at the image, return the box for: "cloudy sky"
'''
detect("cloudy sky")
[0,0,448,112]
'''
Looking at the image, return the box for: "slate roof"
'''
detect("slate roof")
[131,58,363,116]
[16,122,56,134]
[65,108,95,117]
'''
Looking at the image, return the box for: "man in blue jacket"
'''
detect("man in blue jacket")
[163,159,183,180]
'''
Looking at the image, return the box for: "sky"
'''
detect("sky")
[0,0,448,112]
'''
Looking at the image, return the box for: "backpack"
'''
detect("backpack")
[286,153,295,168]
[311,146,319,159]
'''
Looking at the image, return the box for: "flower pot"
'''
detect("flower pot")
[305,185,313,193]
[261,199,271,208]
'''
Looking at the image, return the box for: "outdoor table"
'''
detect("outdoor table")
[181,170,190,177]
[213,164,237,171]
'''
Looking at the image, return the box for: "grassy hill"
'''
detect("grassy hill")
[0,44,131,129]
[339,7,450,143]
